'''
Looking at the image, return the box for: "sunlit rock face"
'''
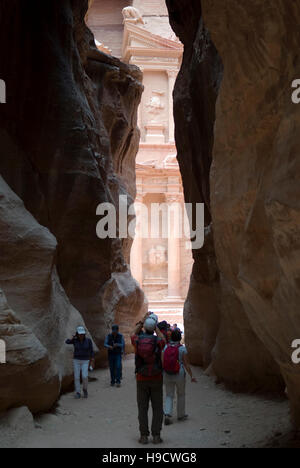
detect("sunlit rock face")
[0,0,144,410]
[202,0,300,423]
[168,0,300,424]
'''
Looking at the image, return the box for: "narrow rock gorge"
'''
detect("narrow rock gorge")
[0,0,300,438]
[167,0,300,426]
[0,0,145,413]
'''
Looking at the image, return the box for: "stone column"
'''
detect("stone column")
[167,69,178,143]
[130,193,143,287]
[166,194,182,298]
[137,106,142,135]
[137,68,143,139]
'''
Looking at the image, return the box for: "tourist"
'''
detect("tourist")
[131,312,166,445]
[104,324,125,387]
[157,320,168,341]
[166,324,172,343]
[162,328,197,425]
[66,326,95,399]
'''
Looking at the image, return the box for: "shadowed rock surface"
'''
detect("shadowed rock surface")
[167,0,300,425]
[166,0,222,369]
[0,0,144,411]
[0,288,59,414]
[0,175,94,412]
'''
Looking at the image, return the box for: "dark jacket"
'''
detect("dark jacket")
[104,333,125,355]
[66,337,95,360]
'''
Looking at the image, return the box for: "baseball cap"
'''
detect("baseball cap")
[77,326,86,335]
[144,317,156,332]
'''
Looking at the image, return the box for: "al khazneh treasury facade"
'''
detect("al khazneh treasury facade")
[87,0,193,328]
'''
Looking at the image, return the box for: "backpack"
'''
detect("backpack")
[135,335,162,377]
[163,343,182,375]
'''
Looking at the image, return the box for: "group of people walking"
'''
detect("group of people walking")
[66,311,196,444]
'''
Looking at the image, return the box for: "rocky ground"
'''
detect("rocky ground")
[0,356,291,448]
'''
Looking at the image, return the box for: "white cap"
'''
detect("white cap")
[148,312,158,324]
[144,317,156,332]
[77,326,86,335]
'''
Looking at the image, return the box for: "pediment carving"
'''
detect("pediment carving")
[122,22,183,63]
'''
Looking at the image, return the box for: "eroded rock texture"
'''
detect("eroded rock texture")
[167,0,300,425]
[0,176,85,412]
[0,0,144,411]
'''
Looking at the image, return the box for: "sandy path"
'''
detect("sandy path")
[4,356,291,448]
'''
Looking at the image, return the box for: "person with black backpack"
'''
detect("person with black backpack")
[162,328,197,426]
[131,312,166,445]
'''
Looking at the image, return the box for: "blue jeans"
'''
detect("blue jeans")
[108,353,122,384]
[73,359,89,394]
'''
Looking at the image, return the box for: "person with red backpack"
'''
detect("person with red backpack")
[131,312,166,445]
[162,328,197,426]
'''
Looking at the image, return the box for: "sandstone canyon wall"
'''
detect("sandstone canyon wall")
[167,0,300,426]
[0,0,144,413]
[166,0,223,369]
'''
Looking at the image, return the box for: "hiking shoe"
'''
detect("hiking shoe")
[164,415,172,426]
[74,392,81,399]
[116,383,121,388]
[178,414,189,421]
[83,389,88,398]
[110,383,115,387]
[139,435,149,445]
[152,435,163,444]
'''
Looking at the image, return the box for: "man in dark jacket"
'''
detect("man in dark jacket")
[66,326,95,399]
[104,324,125,387]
